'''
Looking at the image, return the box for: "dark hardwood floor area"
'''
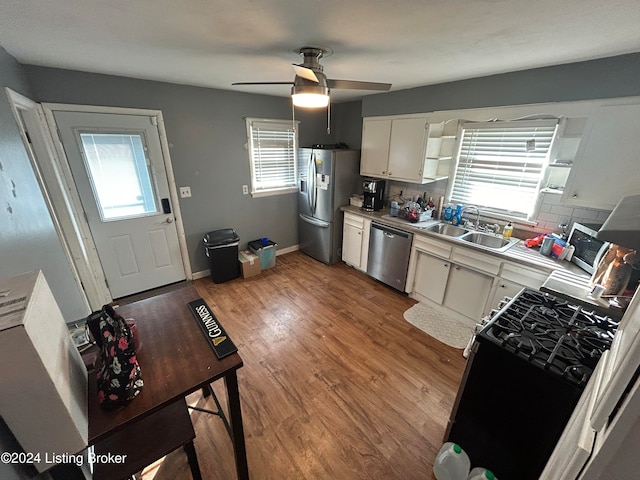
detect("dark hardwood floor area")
[139,251,466,479]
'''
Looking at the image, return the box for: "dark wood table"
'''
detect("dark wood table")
[88,283,249,480]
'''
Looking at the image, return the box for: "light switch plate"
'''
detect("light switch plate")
[179,186,192,198]
[242,185,249,195]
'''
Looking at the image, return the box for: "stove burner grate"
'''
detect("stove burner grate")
[479,289,618,386]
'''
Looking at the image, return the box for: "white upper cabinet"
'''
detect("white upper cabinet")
[360,117,392,178]
[360,114,453,183]
[562,103,640,210]
[387,116,429,181]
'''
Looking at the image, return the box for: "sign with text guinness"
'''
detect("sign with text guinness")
[188,298,238,359]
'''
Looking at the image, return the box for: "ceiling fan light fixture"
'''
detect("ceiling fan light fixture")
[291,84,329,108]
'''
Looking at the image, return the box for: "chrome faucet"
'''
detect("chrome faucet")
[481,223,501,234]
[461,205,480,229]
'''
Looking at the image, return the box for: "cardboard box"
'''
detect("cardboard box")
[238,250,261,278]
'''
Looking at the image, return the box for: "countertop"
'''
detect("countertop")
[342,205,583,275]
[341,205,626,319]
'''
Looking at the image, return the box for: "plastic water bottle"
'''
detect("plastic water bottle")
[433,442,471,480]
[443,204,454,223]
[466,467,497,480]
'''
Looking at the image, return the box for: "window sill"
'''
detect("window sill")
[540,187,564,195]
[251,187,298,198]
[476,210,538,228]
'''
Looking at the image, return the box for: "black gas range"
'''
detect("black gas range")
[445,288,618,480]
[479,288,618,387]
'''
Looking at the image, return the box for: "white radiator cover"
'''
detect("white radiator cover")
[0,271,88,472]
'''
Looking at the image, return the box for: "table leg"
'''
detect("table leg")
[224,371,249,480]
[183,440,203,480]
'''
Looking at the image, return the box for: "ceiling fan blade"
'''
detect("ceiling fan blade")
[292,64,319,83]
[232,81,294,85]
[327,79,391,91]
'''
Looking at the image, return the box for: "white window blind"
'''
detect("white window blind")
[246,118,298,195]
[450,119,558,219]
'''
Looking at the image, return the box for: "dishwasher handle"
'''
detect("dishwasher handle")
[371,222,412,239]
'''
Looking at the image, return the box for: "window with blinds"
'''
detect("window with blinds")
[450,119,559,219]
[246,118,299,195]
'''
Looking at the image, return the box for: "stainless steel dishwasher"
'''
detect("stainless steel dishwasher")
[367,222,413,291]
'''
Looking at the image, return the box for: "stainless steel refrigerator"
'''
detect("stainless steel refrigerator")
[298,148,360,265]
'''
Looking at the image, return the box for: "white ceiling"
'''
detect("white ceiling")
[1,0,639,103]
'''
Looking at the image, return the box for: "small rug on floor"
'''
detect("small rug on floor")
[403,303,474,349]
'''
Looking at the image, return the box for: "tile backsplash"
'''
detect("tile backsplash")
[385,180,611,237]
[534,190,611,233]
[387,179,448,205]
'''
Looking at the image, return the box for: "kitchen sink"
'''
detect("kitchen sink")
[425,223,469,237]
[460,231,517,251]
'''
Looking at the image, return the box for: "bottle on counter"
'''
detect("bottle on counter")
[502,222,513,239]
[564,245,575,261]
[452,204,463,226]
[540,235,555,256]
[443,203,454,223]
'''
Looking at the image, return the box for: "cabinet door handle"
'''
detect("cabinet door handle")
[382,170,386,174]
[443,263,449,267]
[455,266,461,271]
[572,193,578,198]
[388,171,392,176]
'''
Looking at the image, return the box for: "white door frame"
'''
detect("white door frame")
[42,102,193,302]
[5,91,192,309]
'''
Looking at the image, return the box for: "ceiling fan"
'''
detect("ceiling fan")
[232,47,392,108]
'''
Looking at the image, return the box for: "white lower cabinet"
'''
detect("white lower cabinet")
[408,236,551,322]
[486,279,527,313]
[413,252,450,304]
[484,261,549,314]
[342,212,371,272]
[342,222,364,267]
[443,264,494,320]
[409,243,496,321]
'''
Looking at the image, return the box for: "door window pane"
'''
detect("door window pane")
[79,133,157,220]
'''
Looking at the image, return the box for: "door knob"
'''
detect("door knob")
[165,217,174,224]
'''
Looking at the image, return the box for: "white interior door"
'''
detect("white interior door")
[54,111,185,298]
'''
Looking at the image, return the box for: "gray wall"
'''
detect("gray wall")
[17,53,640,275]
[362,52,640,116]
[23,66,360,274]
[0,48,61,480]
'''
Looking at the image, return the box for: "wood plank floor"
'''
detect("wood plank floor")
[138,251,466,480]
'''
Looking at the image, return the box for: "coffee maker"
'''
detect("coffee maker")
[362,178,385,211]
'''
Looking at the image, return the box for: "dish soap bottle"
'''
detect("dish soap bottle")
[503,222,513,239]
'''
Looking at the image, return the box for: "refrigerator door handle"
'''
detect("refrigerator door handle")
[308,152,317,214]
[299,213,329,228]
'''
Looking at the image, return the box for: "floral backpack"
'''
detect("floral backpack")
[87,305,143,409]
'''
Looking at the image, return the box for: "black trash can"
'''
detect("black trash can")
[203,228,240,283]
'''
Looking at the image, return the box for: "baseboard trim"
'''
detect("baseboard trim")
[276,244,299,256]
